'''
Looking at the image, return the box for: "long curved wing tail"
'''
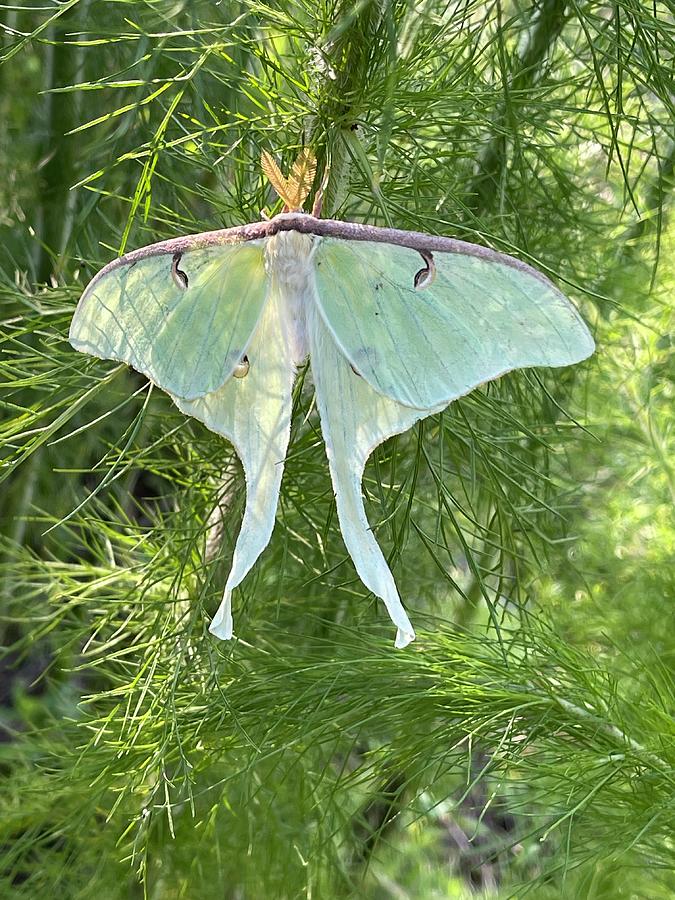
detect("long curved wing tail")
[307,299,436,648]
[174,280,297,638]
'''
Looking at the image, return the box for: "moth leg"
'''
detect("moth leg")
[311,159,331,218]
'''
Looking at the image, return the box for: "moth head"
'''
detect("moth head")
[261,148,317,212]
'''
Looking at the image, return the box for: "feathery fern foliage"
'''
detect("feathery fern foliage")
[1,1,673,897]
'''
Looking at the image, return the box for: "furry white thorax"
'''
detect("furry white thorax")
[264,229,316,366]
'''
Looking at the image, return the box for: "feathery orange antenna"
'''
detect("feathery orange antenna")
[261,148,317,211]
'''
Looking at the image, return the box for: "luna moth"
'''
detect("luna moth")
[69,150,594,648]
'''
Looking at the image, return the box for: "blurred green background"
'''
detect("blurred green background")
[0,1,673,898]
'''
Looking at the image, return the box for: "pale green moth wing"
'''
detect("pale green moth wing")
[306,298,439,648]
[173,277,296,639]
[313,238,595,410]
[70,242,267,400]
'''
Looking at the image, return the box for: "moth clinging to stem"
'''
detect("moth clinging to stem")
[69,149,594,647]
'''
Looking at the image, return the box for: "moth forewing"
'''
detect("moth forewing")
[70,240,269,401]
[312,236,594,411]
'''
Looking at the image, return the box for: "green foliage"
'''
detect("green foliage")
[1,1,673,898]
